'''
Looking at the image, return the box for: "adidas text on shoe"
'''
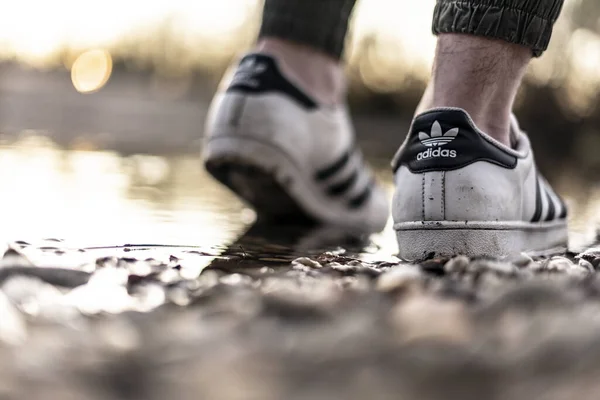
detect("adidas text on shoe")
[202,53,389,233]
[391,108,568,261]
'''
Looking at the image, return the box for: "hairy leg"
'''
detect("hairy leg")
[419,0,565,145]
[418,34,531,145]
[256,0,356,105]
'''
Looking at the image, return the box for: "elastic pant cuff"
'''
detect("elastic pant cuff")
[259,0,356,60]
[432,0,564,57]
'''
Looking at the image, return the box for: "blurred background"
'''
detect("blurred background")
[0,0,598,252]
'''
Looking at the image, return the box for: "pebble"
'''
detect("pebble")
[472,259,518,276]
[576,247,600,262]
[391,295,471,344]
[511,253,535,268]
[0,291,27,345]
[291,257,322,272]
[220,274,253,287]
[444,255,470,274]
[578,259,595,273]
[376,266,422,293]
[327,262,356,274]
[545,257,575,273]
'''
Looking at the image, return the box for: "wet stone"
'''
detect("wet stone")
[471,259,519,277]
[511,253,535,268]
[578,259,594,273]
[291,257,322,271]
[576,247,600,263]
[219,274,253,287]
[376,266,422,293]
[4,242,600,399]
[444,256,470,275]
[420,258,446,276]
[354,265,382,279]
[96,256,118,268]
[545,257,575,273]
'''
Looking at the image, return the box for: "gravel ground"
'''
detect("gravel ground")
[1,239,600,400]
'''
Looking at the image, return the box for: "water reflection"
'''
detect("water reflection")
[0,135,598,262]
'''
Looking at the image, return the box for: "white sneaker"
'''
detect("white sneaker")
[392,108,568,260]
[203,53,389,233]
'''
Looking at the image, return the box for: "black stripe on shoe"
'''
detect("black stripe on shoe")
[544,189,556,221]
[326,170,358,196]
[348,180,374,209]
[531,175,543,223]
[227,54,318,110]
[315,150,352,181]
[558,196,568,219]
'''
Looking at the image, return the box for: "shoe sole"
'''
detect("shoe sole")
[205,155,315,225]
[394,220,569,261]
[204,136,383,231]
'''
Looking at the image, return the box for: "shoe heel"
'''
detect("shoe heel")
[395,221,568,261]
[204,137,315,224]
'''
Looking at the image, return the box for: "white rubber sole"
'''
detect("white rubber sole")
[204,135,387,233]
[394,220,569,261]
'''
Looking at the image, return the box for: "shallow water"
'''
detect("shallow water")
[0,134,598,262]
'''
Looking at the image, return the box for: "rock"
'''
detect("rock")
[391,295,471,343]
[376,266,422,293]
[0,290,27,345]
[2,276,79,323]
[327,262,356,274]
[131,283,167,313]
[219,274,253,287]
[578,259,594,273]
[338,276,371,293]
[420,259,446,276]
[472,259,518,276]
[545,257,575,273]
[576,248,600,263]
[0,246,33,268]
[444,256,470,275]
[0,267,91,288]
[167,286,192,306]
[291,257,322,271]
[511,253,535,268]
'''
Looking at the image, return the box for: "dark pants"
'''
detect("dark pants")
[259,0,565,59]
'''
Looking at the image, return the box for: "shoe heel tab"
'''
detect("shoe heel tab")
[227,53,318,110]
[412,107,479,135]
[237,53,278,69]
[392,108,518,173]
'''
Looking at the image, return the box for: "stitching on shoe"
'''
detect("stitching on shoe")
[442,171,446,220]
[421,173,425,221]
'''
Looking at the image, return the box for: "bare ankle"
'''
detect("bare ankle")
[256,37,346,105]
[418,34,531,146]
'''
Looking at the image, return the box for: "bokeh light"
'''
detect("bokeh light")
[70,49,113,93]
[0,0,597,111]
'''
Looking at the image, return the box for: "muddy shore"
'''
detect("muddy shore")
[1,239,600,400]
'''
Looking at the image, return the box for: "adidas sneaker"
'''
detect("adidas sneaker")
[203,54,389,233]
[392,108,568,260]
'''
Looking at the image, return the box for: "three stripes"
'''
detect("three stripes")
[531,174,568,223]
[315,148,373,209]
[315,149,567,222]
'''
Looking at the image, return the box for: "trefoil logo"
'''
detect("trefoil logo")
[231,58,267,88]
[416,121,459,161]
